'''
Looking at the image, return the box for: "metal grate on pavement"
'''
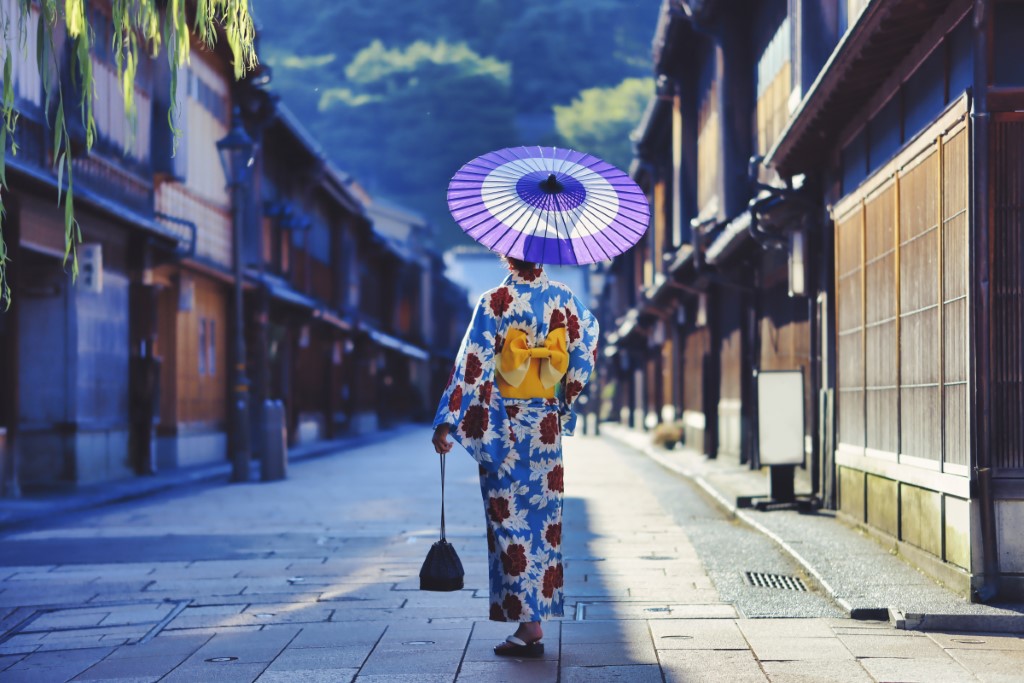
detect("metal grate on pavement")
[744,571,808,591]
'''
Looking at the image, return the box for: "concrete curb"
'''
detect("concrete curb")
[0,423,420,533]
[602,425,1024,632]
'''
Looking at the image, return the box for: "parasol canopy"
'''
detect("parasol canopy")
[447,146,650,266]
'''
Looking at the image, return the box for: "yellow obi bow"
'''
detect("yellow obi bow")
[497,328,569,399]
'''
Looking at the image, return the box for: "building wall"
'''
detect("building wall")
[682,324,709,453]
[832,101,972,587]
[154,268,229,468]
[16,203,134,488]
[717,291,743,463]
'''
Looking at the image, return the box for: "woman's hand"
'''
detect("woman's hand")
[432,424,453,455]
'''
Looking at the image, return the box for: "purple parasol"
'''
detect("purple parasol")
[447,146,650,266]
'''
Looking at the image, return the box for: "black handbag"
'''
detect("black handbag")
[419,454,465,591]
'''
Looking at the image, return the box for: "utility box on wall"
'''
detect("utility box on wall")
[79,244,103,293]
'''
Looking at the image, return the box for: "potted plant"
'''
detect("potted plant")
[651,422,684,450]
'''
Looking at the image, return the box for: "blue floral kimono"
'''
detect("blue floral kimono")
[433,265,598,622]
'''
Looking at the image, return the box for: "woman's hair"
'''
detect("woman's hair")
[502,256,537,272]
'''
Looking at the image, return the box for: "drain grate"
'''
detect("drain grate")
[744,571,807,591]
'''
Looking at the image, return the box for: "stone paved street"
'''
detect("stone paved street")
[1,428,1022,682]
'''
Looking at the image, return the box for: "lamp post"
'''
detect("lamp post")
[218,107,255,483]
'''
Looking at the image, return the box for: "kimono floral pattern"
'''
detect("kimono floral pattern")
[433,266,598,622]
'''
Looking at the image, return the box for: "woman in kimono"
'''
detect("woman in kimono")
[431,256,598,658]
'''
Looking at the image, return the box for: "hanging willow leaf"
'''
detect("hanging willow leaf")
[0,0,258,303]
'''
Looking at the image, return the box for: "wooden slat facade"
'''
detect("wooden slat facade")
[834,111,970,472]
[696,73,720,213]
[990,114,1024,471]
[155,270,228,429]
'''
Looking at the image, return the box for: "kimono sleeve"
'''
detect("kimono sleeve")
[432,294,502,460]
[560,293,599,436]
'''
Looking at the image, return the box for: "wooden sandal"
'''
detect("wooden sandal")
[494,634,544,658]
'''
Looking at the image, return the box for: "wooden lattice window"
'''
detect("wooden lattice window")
[833,105,970,474]
[941,127,969,471]
[835,209,864,447]
[864,181,898,455]
[696,77,719,212]
[756,18,791,156]
[898,151,941,465]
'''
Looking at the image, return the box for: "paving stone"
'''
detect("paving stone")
[144,579,248,595]
[456,660,558,682]
[175,627,300,666]
[103,634,211,659]
[736,618,835,639]
[0,566,58,578]
[838,632,948,659]
[354,674,454,683]
[176,605,248,617]
[561,664,663,683]
[189,593,323,606]
[760,660,873,683]
[240,604,335,624]
[579,602,737,620]
[12,426,1021,683]
[161,625,264,636]
[561,620,651,644]
[744,635,855,661]
[357,648,463,676]
[70,654,190,680]
[258,623,386,649]
[262,645,372,670]
[376,626,471,651]
[563,586,630,597]
[559,640,658,667]
[928,631,1024,652]
[34,636,123,652]
[858,655,977,683]
[650,618,749,650]
[72,677,158,683]
[256,668,358,683]
[160,661,269,683]
[0,589,98,607]
[659,649,768,682]
[946,648,1024,682]
[186,560,295,575]
[43,625,145,642]
[52,563,161,576]
[0,647,114,682]
[0,654,26,672]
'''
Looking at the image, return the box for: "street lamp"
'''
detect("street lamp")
[218,107,255,483]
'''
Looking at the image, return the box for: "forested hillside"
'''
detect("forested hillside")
[251,0,658,247]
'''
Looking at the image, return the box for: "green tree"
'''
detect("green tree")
[554,77,653,171]
[317,40,518,247]
[0,0,258,305]
[491,0,654,114]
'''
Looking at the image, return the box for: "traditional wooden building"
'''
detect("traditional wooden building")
[0,0,468,496]
[0,0,184,492]
[605,0,1024,599]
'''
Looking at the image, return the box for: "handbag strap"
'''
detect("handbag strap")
[439,453,447,541]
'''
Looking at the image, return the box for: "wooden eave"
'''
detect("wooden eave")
[766,0,960,176]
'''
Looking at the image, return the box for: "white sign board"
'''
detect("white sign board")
[757,370,805,466]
